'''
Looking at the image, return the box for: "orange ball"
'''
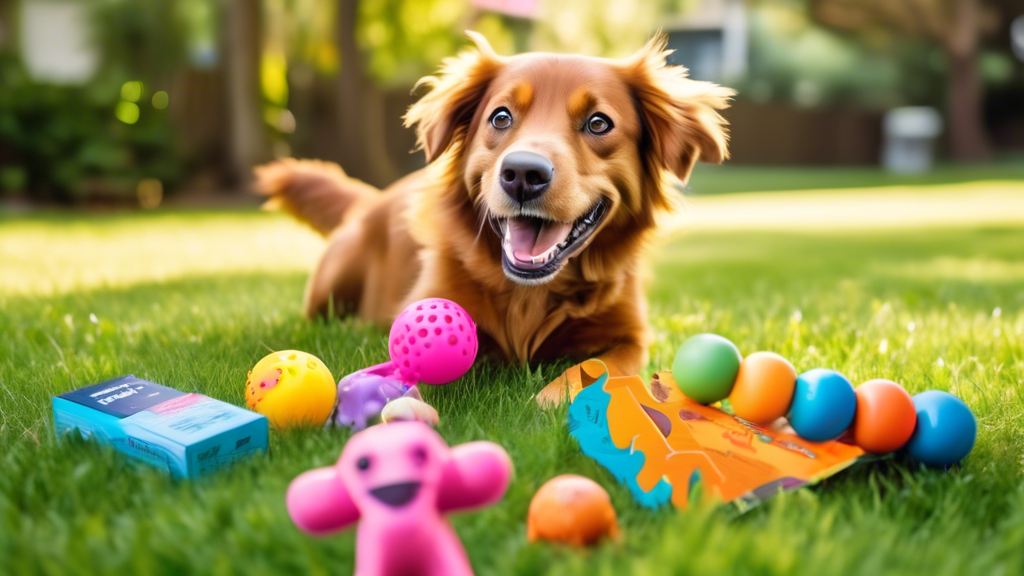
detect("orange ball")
[527,475,619,547]
[728,351,797,425]
[853,379,917,454]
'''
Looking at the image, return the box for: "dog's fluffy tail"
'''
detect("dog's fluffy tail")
[254,159,380,236]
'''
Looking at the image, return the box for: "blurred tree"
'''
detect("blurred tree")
[225,0,271,186]
[332,0,398,185]
[0,0,15,52]
[809,0,1002,161]
[92,0,185,84]
[740,2,914,110]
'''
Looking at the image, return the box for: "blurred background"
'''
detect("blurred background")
[0,0,1021,208]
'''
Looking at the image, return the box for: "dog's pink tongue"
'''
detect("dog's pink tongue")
[507,217,571,261]
[507,218,539,261]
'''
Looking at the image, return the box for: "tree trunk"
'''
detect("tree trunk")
[945,0,991,161]
[0,0,15,51]
[223,0,271,188]
[330,0,397,187]
[946,51,991,161]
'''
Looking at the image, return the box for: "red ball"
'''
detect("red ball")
[853,379,917,454]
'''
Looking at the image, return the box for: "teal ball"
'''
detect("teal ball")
[906,390,977,468]
[671,334,742,404]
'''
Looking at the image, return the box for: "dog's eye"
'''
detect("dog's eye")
[356,456,371,472]
[586,113,613,135]
[490,108,513,130]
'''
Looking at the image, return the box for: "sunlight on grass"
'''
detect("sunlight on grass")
[0,212,323,298]
[2,189,1024,573]
[680,180,1024,231]
[1,201,1023,576]
[873,257,1024,283]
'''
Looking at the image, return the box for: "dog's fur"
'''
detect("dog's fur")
[256,33,732,378]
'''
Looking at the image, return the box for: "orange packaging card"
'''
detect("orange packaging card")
[566,361,865,511]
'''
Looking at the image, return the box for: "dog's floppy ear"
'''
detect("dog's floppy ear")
[405,31,504,163]
[619,35,734,198]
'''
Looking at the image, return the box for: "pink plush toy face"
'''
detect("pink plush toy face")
[336,422,450,514]
[286,420,512,543]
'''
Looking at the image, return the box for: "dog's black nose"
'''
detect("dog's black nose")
[500,151,553,204]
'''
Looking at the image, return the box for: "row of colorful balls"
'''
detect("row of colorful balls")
[671,334,977,467]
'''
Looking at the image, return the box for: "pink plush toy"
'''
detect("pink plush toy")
[286,421,512,576]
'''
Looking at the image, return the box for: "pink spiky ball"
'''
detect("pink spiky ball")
[389,298,478,385]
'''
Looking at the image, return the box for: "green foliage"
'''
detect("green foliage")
[355,0,693,86]
[0,0,195,202]
[0,55,182,202]
[739,1,944,109]
[358,0,482,85]
[90,0,194,80]
[529,0,694,57]
[1,207,1022,574]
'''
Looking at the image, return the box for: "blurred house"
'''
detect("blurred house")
[663,0,749,84]
[19,1,98,84]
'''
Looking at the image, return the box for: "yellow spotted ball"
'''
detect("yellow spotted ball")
[245,350,336,429]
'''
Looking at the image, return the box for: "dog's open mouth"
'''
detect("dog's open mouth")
[490,199,607,283]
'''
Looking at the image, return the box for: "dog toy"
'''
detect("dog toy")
[562,334,978,511]
[852,379,917,454]
[672,333,742,404]
[905,390,977,467]
[788,368,857,441]
[332,365,420,430]
[527,475,619,547]
[569,362,863,511]
[332,298,476,430]
[390,298,478,385]
[668,333,975,464]
[728,351,797,425]
[246,350,336,429]
[380,396,439,426]
[286,421,512,576]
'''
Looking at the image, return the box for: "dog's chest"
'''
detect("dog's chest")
[490,282,616,363]
[497,293,565,362]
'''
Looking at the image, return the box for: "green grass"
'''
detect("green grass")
[1,207,1023,576]
[687,161,1024,195]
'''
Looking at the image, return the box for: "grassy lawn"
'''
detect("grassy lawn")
[687,161,1024,195]
[1,197,1023,575]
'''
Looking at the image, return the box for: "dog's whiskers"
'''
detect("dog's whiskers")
[474,208,491,245]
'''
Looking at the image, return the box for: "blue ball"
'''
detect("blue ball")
[788,369,857,442]
[906,390,977,468]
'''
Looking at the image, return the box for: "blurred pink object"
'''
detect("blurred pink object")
[389,298,478,385]
[286,421,512,576]
[470,0,538,19]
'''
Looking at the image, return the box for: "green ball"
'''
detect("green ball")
[672,334,742,404]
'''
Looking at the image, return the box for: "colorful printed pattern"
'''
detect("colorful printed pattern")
[569,364,865,512]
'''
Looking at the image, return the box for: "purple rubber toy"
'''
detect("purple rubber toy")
[332,364,417,430]
[332,298,478,430]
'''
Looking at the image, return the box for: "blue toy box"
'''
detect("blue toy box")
[52,375,268,478]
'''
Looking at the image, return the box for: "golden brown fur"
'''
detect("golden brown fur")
[255,33,733,378]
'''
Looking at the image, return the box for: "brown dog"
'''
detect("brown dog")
[256,33,732,390]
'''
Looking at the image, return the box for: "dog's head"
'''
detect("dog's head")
[406,33,733,286]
